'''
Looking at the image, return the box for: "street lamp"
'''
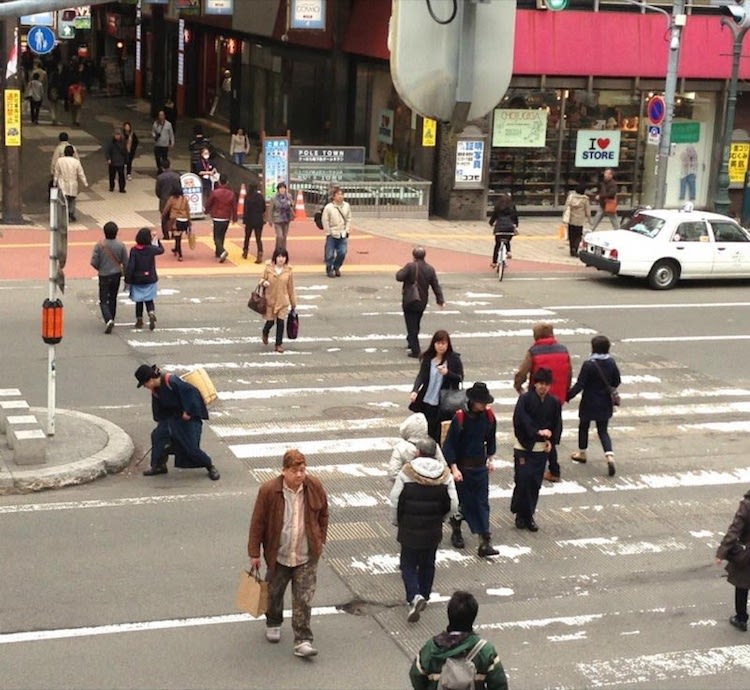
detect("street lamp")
[714,2,750,216]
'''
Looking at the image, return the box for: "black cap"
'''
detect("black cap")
[135,364,158,388]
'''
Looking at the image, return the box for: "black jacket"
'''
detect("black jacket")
[513,390,563,452]
[125,242,164,285]
[396,259,444,308]
[105,137,128,167]
[411,351,463,409]
[243,190,266,227]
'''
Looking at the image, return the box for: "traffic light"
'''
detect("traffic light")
[537,0,569,9]
[721,0,750,27]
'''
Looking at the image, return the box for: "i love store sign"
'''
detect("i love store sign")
[574,130,621,168]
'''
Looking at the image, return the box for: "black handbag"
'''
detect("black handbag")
[247,283,267,314]
[439,388,466,418]
[286,309,299,339]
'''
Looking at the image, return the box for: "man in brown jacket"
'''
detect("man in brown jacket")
[590,168,619,231]
[248,449,329,658]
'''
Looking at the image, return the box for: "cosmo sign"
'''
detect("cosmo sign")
[574,129,621,167]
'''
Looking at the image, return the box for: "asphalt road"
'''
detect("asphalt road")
[2,264,750,689]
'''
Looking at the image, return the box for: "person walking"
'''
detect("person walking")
[488,192,518,265]
[248,449,329,658]
[321,186,351,278]
[408,330,464,444]
[188,125,214,173]
[566,334,621,477]
[104,127,128,193]
[47,62,66,125]
[67,78,85,127]
[124,227,164,330]
[196,146,218,204]
[260,248,297,353]
[50,132,79,182]
[24,72,44,124]
[242,182,266,262]
[396,246,445,358]
[513,322,571,483]
[390,437,458,623]
[230,127,250,166]
[161,188,191,262]
[387,412,447,479]
[590,168,619,231]
[409,590,509,690]
[205,173,237,263]
[269,181,294,252]
[151,110,175,175]
[442,382,499,557]
[716,489,750,632]
[562,182,591,257]
[122,121,139,180]
[90,221,128,334]
[53,145,88,222]
[155,158,182,240]
[134,364,220,481]
[511,368,563,532]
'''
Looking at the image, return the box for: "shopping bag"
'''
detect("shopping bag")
[286,309,299,340]
[247,283,267,314]
[604,199,618,214]
[188,228,197,250]
[236,569,268,617]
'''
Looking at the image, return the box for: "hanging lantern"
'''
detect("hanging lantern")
[42,298,64,344]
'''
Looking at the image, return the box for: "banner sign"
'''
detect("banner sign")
[4,90,21,147]
[290,0,326,29]
[422,118,437,147]
[263,137,290,200]
[574,129,621,167]
[454,138,485,188]
[289,146,365,164]
[205,0,233,15]
[492,109,548,148]
[180,173,204,219]
[378,109,394,144]
[671,121,701,144]
[729,142,750,185]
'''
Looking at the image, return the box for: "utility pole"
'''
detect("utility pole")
[2,18,23,224]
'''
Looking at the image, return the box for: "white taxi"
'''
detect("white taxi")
[578,209,750,289]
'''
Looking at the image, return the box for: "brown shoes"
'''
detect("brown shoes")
[275,345,284,353]
[543,471,561,483]
[262,331,269,345]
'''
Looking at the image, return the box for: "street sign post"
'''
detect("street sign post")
[27,26,56,55]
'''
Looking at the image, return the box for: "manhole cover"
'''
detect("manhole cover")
[323,406,374,419]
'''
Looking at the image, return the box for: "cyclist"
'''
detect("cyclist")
[489,192,518,268]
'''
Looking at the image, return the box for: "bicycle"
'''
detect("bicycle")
[493,232,515,281]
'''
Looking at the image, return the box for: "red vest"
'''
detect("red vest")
[529,337,570,404]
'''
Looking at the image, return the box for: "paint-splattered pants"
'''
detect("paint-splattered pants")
[265,560,317,643]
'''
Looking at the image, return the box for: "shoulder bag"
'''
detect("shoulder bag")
[592,360,621,407]
[286,308,299,339]
[604,198,618,214]
[403,262,421,306]
[100,240,124,276]
[247,282,267,314]
[439,386,466,420]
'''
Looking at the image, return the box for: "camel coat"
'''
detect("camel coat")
[261,263,296,321]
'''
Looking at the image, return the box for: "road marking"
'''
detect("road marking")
[548,301,750,311]
[0,607,343,645]
[623,334,750,343]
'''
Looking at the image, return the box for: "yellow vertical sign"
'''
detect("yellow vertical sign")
[4,89,21,147]
[422,117,436,147]
[729,142,750,185]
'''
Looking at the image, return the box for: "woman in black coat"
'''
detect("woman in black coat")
[409,330,464,443]
[716,489,750,631]
[566,334,621,477]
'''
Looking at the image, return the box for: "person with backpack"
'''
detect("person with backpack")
[409,590,508,690]
[390,437,458,623]
[511,368,563,532]
[321,186,351,278]
[442,382,499,557]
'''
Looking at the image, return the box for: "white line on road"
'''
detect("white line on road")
[623,334,750,343]
[547,301,750,311]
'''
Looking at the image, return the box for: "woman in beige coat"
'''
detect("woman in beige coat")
[260,248,297,353]
[53,145,88,221]
[563,183,591,257]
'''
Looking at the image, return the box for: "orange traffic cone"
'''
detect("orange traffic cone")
[294,189,307,221]
[236,183,247,219]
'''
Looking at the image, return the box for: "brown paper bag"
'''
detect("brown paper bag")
[236,569,268,617]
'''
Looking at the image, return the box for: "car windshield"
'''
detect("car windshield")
[620,213,665,238]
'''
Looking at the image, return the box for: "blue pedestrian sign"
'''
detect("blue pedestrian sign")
[28,26,56,56]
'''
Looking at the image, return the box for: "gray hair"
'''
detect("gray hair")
[415,437,437,458]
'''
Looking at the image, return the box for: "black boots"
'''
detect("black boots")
[449,517,465,549]
[478,534,499,557]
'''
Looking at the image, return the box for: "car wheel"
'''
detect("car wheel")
[647,259,680,290]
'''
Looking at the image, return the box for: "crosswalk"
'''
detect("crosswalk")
[124,279,750,687]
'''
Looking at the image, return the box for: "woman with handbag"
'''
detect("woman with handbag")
[124,227,164,330]
[409,330,464,443]
[566,335,621,477]
[162,187,191,262]
[716,490,750,632]
[562,182,591,257]
[260,248,297,353]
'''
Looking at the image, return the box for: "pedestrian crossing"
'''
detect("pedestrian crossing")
[126,281,750,688]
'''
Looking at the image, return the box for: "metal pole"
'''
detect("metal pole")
[714,21,749,216]
[47,189,58,436]
[654,0,686,209]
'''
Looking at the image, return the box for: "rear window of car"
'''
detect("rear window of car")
[620,213,665,238]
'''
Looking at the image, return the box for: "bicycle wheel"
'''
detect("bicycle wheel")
[497,246,506,281]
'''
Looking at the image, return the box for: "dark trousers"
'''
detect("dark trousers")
[263,318,284,346]
[547,445,561,477]
[108,165,125,192]
[455,466,490,535]
[266,560,317,644]
[422,402,441,444]
[134,299,155,318]
[154,146,169,173]
[579,418,613,453]
[98,273,121,322]
[168,417,212,468]
[511,449,547,522]
[29,98,41,123]
[400,546,438,603]
[213,219,230,257]
[492,234,512,263]
[243,223,263,256]
[126,153,135,176]
[403,304,425,357]
[568,224,583,256]
[736,587,749,621]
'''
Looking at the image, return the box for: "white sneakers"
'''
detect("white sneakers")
[294,641,318,657]
[265,626,280,643]
[407,594,427,623]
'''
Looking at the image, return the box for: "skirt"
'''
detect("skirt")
[130,282,158,303]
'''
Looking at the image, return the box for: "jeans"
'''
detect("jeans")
[590,207,619,231]
[212,219,230,257]
[403,304,425,356]
[511,450,547,522]
[232,152,245,166]
[98,273,121,322]
[400,546,438,603]
[263,318,284,346]
[266,560,317,644]
[274,222,290,251]
[324,235,348,273]
[579,418,613,454]
[679,173,696,201]
[243,224,263,257]
[455,466,490,535]
[108,165,125,192]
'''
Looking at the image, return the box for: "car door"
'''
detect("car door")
[670,220,712,277]
[708,220,750,276]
